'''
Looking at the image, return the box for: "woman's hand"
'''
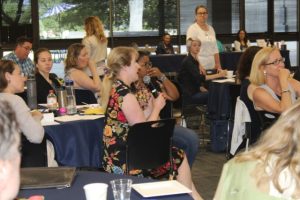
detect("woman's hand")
[278,68,291,89]
[147,67,163,78]
[218,69,227,78]
[153,93,166,111]
[31,110,43,121]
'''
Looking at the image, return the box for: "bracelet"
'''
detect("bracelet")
[281,89,290,94]
[158,74,167,82]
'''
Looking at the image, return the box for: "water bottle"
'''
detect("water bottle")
[26,74,37,110]
[57,87,67,115]
[65,80,77,115]
[47,90,58,112]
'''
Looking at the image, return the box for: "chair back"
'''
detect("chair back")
[74,89,98,105]
[21,134,48,167]
[126,118,176,173]
[230,97,251,155]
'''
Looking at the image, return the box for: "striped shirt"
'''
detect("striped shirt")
[3,52,34,76]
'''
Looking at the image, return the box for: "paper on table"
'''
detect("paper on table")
[132,180,192,198]
[55,114,104,122]
[41,113,60,126]
[212,78,235,83]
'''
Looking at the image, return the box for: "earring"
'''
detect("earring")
[263,70,267,76]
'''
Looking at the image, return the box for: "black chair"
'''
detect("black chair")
[176,80,207,130]
[21,134,48,167]
[126,118,176,179]
[74,89,98,105]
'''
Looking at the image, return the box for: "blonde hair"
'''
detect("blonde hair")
[236,100,300,197]
[249,47,278,85]
[84,16,107,43]
[186,37,201,53]
[100,47,138,110]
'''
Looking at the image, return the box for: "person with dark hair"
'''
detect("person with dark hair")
[234,29,251,52]
[0,100,21,200]
[0,59,57,167]
[135,50,199,167]
[2,36,34,77]
[155,32,175,55]
[234,46,262,148]
[34,48,61,104]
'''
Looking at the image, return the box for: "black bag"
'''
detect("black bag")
[210,120,233,152]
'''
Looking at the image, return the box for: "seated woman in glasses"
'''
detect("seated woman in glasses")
[249,47,300,130]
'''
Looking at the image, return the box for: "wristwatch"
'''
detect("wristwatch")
[158,74,167,82]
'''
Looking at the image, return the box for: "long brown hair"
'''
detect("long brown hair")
[65,43,85,72]
[0,60,16,92]
[84,16,107,43]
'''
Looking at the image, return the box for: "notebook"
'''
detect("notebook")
[20,167,77,189]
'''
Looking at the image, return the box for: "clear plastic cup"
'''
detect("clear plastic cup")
[110,179,132,200]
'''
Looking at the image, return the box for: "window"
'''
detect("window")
[38,1,109,39]
[245,0,267,33]
[1,0,32,42]
[274,0,297,32]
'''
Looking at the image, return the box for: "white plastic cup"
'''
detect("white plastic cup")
[110,179,132,200]
[83,183,108,200]
[227,70,234,78]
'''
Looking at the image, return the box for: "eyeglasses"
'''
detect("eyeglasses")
[197,12,207,16]
[265,57,285,66]
[21,45,32,52]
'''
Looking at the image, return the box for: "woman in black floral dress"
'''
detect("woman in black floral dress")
[101,47,202,199]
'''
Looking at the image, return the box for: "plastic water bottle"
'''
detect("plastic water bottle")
[65,80,77,115]
[47,90,58,112]
[26,74,37,110]
[57,87,67,115]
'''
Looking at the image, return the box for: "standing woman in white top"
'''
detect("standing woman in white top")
[82,16,108,77]
[187,5,222,71]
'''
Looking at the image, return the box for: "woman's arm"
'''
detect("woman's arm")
[14,96,44,143]
[252,87,292,113]
[122,93,165,125]
[70,61,101,92]
[205,70,227,80]
[214,53,222,70]
[234,40,241,51]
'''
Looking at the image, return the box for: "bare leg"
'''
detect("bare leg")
[177,155,203,200]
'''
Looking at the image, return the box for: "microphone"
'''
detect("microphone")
[143,75,159,98]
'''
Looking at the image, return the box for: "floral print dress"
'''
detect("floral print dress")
[102,79,184,179]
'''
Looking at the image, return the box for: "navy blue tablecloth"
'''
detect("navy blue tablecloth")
[45,118,105,168]
[148,50,290,73]
[149,54,186,73]
[18,171,193,200]
[220,50,290,71]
